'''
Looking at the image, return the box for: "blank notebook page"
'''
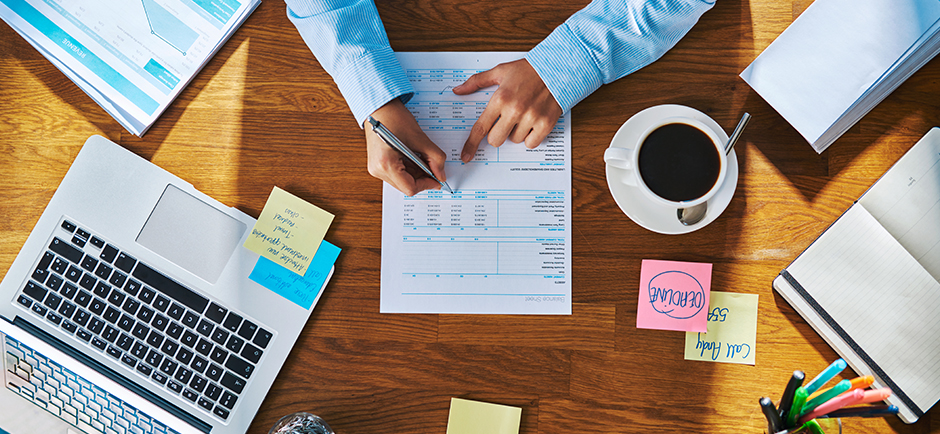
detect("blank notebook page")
[859,129,940,281]
[788,204,940,410]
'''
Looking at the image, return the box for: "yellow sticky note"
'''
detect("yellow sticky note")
[684,292,758,365]
[243,187,334,276]
[446,398,521,434]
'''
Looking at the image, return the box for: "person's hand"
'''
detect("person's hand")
[454,58,562,163]
[364,99,448,196]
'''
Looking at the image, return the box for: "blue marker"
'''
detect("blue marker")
[804,359,846,395]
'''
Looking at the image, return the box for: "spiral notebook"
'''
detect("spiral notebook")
[773,127,940,424]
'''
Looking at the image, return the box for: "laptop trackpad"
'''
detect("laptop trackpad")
[136,184,247,284]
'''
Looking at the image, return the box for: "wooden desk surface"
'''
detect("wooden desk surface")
[2,0,939,432]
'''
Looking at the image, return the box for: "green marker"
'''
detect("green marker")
[786,387,808,428]
[801,379,851,416]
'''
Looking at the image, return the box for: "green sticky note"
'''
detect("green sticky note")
[684,292,758,365]
[243,187,334,276]
[446,398,521,434]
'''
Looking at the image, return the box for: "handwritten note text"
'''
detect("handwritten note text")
[636,259,712,332]
[684,292,758,365]
[244,187,334,275]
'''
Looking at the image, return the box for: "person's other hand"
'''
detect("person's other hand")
[364,99,447,196]
[454,58,562,163]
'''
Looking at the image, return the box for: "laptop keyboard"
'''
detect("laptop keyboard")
[13,218,275,423]
[4,332,178,434]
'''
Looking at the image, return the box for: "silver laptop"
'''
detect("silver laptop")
[0,135,332,434]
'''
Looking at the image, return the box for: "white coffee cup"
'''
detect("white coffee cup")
[604,116,727,209]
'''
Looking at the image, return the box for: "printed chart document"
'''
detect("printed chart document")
[773,127,940,423]
[381,52,572,315]
[0,0,259,136]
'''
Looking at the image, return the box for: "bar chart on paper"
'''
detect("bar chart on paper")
[381,52,572,314]
[0,0,258,135]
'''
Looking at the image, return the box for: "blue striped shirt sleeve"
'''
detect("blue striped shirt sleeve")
[527,0,716,114]
[285,0,414,127]
[285,0,715,124]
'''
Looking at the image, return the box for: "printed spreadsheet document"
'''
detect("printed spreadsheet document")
[381,52,572,315]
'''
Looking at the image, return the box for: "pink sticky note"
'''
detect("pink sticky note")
[637,259,712,332]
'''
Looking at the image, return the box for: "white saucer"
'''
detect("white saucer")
[605,104,738,235]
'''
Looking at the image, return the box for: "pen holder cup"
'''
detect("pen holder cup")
[767,417,842,434]
[269,412,335,434]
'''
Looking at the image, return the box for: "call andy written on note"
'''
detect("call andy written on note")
[684,292,759,365]
[692,306,752,361]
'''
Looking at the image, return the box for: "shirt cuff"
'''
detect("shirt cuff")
[526,24,604,115]
[332,45,415,128]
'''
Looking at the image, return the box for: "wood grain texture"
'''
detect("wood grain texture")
[2,0,940,432]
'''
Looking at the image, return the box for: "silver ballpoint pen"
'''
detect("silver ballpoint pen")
[367,116,454,194]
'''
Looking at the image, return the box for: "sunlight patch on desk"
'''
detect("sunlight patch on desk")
[741,143,806,204]
[159,37,248,192]
[737,145,816,260]
[742,144,796,191]
[185,36,249,114]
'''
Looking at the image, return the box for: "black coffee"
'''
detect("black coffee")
[638,123,720,202]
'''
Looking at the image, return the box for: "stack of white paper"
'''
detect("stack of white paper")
[740,0,940,153]
[0,0,259,136]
